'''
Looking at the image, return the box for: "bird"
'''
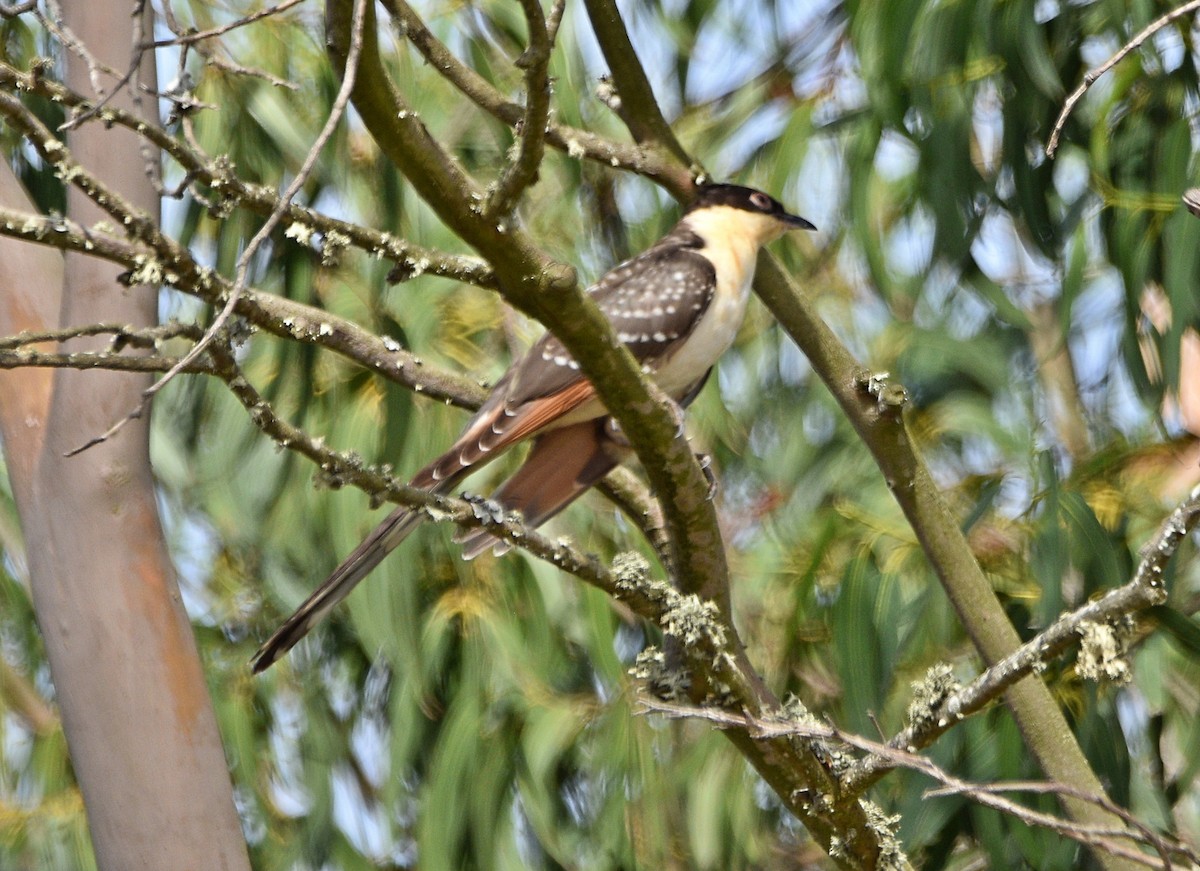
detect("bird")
[251,183,814,672]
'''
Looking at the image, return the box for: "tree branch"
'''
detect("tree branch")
[143,0,306,48]
[1046,0,1200,156]
[0,61,496,290]
[379,0,692,194]
[0,0,37,16]
[842,473,1194,792]
[0,203,486,409]
[752,253,1141,868]
[639,699,1194,869]
[482,0,552,219]
[580,0,692,167]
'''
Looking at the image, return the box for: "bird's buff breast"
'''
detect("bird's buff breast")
[651,268,753,397]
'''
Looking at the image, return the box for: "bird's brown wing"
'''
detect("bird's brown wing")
[420,376,599,487]
[500,236,716,403]
[424,233,716,485]
[454,416,630,559]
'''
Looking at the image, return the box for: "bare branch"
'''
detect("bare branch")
[1047,0,1200,156]
[640,699,1195,869]
[843,482,1196,794]
[926,781,1188,870]
[74,0,373,457]
[0,347,208,375]
[0,0,36,16]
[0,320,202,350]
[0,62,494,288]
[37,0,125,92]
[145,0,306,48]
[483,0,552,219]
[55,33,142,132]
[380,0,691,193]
[0,89,161,243]
[0,203,487,410]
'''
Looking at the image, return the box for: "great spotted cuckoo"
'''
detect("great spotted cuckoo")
[251,183,814,672]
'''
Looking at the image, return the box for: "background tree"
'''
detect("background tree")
[1,1,1199,869]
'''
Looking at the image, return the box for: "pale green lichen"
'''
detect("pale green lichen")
[1076,619,1132,685]
[661,593,726,650]
[905,663,960,731]
[284,222,315,246]
[612,551,651,590]
[861,799,908,870]
[779,693,820,727]
[320,229,350,266]
[629,647,690,700]
[127,255,164,286]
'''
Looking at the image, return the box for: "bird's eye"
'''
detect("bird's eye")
[749,192,772,211]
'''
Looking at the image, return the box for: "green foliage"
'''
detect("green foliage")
[2,0,1200,868]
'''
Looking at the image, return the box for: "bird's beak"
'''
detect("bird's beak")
[782,211,816,231]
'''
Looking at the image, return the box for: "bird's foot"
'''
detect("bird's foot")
[694,452,717,500]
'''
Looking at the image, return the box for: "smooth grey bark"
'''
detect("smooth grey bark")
[0,6,251,870]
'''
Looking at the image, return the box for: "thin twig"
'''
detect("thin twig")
[39,0,124,93]
[0,61,495,288]
[0,348,208,375]
[145,0,306,48]
[64,0,371,456]
[483,0,552,219]
[1047,0,1200,156]
[0,321,202,350]
[926,781,1182,870]
[151,0,299,90]
[207,54,302,90]
[0,204,486,409]
[0,0,37,16]
[57,33,143,132]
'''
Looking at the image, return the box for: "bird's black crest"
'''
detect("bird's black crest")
[687,183,785,217]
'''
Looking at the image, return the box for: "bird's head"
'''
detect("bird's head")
[683,183,815,247]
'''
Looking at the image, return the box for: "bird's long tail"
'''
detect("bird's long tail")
[250,498,426,672]
[251,400,615,672]
[249,449,478,673]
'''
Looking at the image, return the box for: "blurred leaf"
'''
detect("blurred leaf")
[1147,605,1200,658]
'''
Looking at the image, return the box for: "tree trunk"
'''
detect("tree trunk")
[0,6,251,869]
